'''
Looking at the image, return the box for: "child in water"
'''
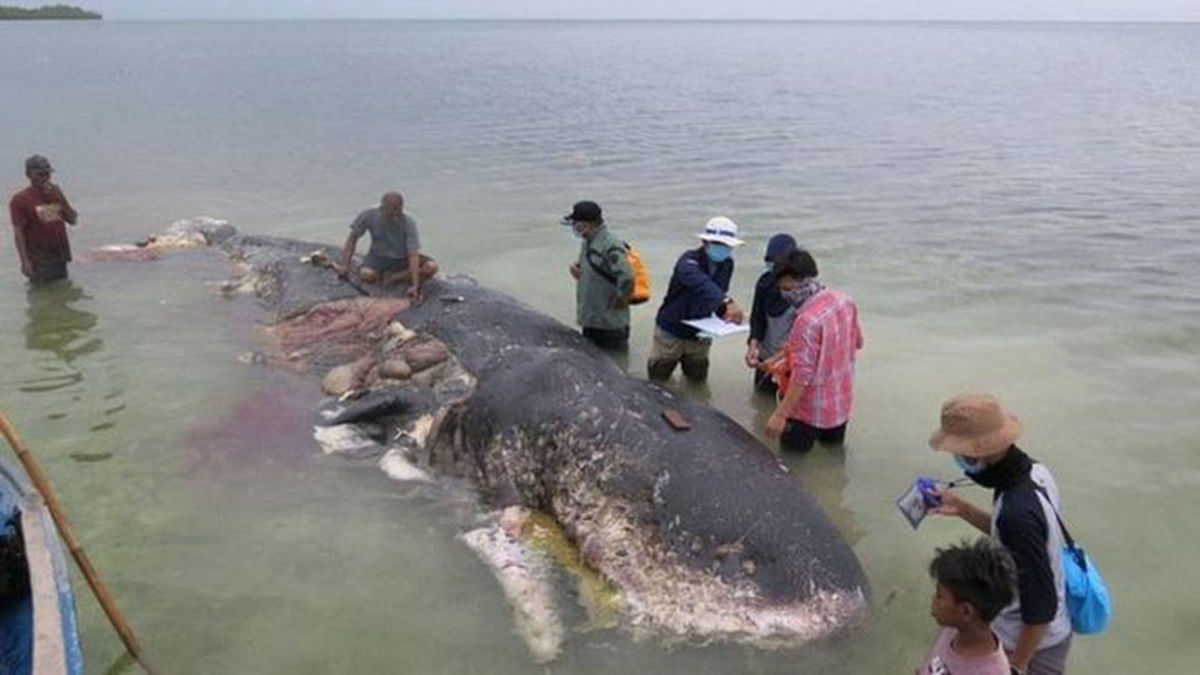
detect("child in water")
[918,538,1017,675]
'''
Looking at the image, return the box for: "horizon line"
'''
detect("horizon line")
[77,16,1200,25]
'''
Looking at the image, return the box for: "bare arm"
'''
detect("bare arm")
[763,372,801,437]
[765,377,805,437]
[745,337,761,368]
[339,233,360,275]
[12,226,31,277]
[1009,622,1050,673]
[931,489,992,534]
[958,501,992,534]
[407,249,420,295]
[49,183,77,224]
[10,200,32,276]
[408,250,420,287]
[765,321,813,437]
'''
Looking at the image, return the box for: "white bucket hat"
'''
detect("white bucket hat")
[697,216,745,248]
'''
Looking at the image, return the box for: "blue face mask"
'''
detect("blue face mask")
[706,244,731,263]
[954,454,984,475]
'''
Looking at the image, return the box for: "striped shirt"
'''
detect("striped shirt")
[784,288,863,428]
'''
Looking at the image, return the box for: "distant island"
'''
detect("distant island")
[0,4,102,20]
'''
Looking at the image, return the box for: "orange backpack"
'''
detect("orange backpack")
[587,242,652,305]
[625,244,651,305]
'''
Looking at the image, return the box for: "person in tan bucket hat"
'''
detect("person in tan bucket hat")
[929,393,1024,460]
[928,394,1074,675]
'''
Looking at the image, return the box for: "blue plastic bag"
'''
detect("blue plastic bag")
[1061,543,1111,634]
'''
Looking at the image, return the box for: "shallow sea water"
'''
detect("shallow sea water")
[1,19,1198,674]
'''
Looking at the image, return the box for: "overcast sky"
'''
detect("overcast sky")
[76,1,1200,21]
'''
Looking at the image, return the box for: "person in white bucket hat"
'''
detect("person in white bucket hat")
[648,216,746,382]
[697,216,745,247]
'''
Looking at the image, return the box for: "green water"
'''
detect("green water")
[3,233,1195,674]
[2,18,1199,675]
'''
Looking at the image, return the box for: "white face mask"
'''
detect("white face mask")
[780,288,805,306]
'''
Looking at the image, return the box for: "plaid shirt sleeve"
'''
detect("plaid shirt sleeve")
[787,313,821,387]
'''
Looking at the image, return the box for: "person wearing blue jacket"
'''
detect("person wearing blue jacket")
[648,217,747,381]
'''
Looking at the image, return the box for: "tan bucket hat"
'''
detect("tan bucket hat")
[929,393,1023,458]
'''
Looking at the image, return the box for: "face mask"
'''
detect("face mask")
[563,222,584,240]
[780,288,805,306]
[954,454,984,475]
[706,244,731,263]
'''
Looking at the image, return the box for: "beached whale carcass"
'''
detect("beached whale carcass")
[92,220,870,660]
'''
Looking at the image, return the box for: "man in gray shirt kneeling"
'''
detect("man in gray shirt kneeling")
[340,191,438,298]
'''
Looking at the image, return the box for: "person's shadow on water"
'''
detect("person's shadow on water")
[21,280,102,394]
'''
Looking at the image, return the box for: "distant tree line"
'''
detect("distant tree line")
[0,4,102,19]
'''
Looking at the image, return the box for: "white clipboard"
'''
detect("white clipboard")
[682,315,749,339]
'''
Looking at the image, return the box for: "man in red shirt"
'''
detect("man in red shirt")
[10,155,78,285]
[764,248,864,452]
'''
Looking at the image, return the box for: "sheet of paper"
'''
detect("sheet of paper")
[681,315,750,338]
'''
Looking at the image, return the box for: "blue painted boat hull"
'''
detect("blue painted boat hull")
[0,457,83,675]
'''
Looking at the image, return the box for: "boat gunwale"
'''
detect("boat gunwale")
[0,457,83,675]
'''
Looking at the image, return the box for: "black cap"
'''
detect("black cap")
[562,200,603,225]
[764,233,797,262]
[25,155,53,175]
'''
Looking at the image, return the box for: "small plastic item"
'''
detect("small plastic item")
[916,477,942,507]
[897,476,942,529]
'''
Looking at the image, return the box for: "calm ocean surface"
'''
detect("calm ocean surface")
[1,19,1198,674]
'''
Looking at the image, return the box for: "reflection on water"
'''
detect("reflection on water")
[747,388,863,546]
[781,442,863,547]
[21,280,100,392]
[99,652,134,675]
[20,281,124,436]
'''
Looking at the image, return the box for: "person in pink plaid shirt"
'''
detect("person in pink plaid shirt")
[763,249,864,452]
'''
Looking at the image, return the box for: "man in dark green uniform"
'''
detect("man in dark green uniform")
[563,201,633,351]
